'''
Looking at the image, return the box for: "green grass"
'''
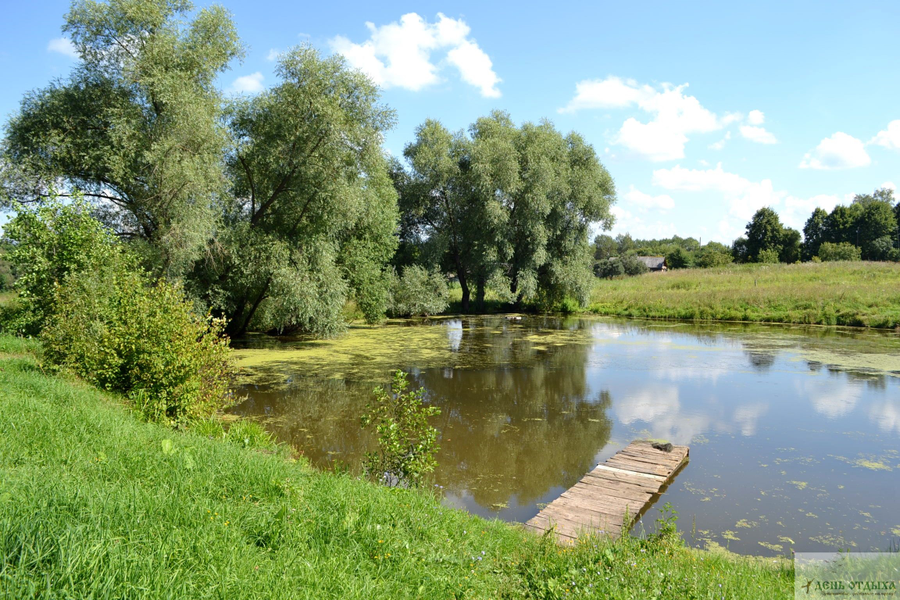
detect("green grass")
[589,261,900,328]
[0,335,792,598]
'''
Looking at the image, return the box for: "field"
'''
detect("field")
[589,261,900,328]
[0,335,792,599]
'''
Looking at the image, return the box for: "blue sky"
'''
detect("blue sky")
[2,0,899,243]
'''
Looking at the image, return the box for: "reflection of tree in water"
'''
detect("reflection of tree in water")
[745,350,776,371]
[232,378,376,468]
[232,318,612,510]
[413,338,612,508]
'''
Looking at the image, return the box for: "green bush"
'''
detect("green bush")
[2,198,116,335]
[43,260,233,426]
[387,265,449,317]
[757,248,780,264]
[817,242,862,262]
[361,370,440,487]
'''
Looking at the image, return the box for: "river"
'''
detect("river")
[230,316,900,556]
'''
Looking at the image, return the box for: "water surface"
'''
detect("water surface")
[231,316,900,555]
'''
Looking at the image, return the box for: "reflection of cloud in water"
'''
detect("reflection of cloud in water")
[869,398,900,434]
[445,319,463,352]
[615,385,680,425]
[612,385,713,445]
[733,403,769,436]
[797,379,863,419]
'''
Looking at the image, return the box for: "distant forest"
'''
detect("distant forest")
[594,187,900,278]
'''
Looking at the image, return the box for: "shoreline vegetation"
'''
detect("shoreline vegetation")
[0,335,793,598]
[586,262,900,329]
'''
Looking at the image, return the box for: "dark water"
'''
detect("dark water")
[230,316,900,556]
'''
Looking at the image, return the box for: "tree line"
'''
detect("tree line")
[593,187,899,278]
[0,0,616,338]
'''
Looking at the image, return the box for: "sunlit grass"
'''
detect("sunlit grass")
[0,336,792,598]
[589,261,900,328]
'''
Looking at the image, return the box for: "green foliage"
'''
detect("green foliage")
[2,197,117,334]
[196,46,398,336]
[666,247,694,269]
[652,502,682,546]
[817,241,862,262]
[594,255,649,279]
[361,370,440,487]
[745,207,784,262]
[802,207,829,261]
[695,244,733,268]
[43,258,233,425]
[397,111,615,312]
[387,265,449,317]
[757,248,780,264]
[1,0,242,276]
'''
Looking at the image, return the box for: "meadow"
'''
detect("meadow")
[0,335,792,599]
[589,261,900,328]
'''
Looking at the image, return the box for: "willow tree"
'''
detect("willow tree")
[397,111,616,311]
[192,47,398,336]
[1,0,242,277]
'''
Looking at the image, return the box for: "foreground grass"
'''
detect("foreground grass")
[590,261,900,328]
[0,336,791,598]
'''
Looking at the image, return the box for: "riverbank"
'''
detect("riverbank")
[0,334,791,598]
[589,261,900,328]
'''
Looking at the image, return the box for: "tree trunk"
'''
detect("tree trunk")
[475,274,486,313]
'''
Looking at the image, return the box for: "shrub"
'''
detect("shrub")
[695,248,733,268]
[757,248,780,264]
[387,265,449,317]
[361,370,440,487]
[595,257,625,279]
[42,260,233,426]
[817,242,862,262]
[665,247,694,269]
[2,197,116,334]
[621,255,650,276]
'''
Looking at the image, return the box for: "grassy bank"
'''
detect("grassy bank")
[589,261,900,328]
[0,335,791,598]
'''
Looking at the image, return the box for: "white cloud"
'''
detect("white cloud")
[652,163,782,222]
[709,131,730,151]
[881,181,896,191]
[229,72,265,94]
[47,37,78,58]
[446,40,501,98]
[781,194,845,230]
[740,125,778,144]
[329,13,501,97]
[560,78,725,161]
[747,109,765,125]
[799,132,871,170]
[559,76,654,111]
[623,185,675,211]
[266,49,281,61]
[609,205,678,239]
[869,120,900,150]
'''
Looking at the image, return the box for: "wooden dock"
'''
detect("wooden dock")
[524,440,689,543]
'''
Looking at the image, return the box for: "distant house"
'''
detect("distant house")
[636,256,667,272]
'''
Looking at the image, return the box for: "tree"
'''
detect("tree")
[593,234,618,261]
[396,111,616,311]
[802,207,828,261]
[779,227,801,263]
[855,198,897,259]
[744,207,784,262]
[824,204,863,246]
[666,247,694,269]
[818,241,861,262]
[695,242,733,268]
[196,47,398,336]
[732,237,750,263]
[1,0,242,277]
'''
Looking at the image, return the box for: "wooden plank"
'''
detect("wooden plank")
[524,439,690,544]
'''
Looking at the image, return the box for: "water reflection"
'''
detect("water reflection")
[231,316,900,556]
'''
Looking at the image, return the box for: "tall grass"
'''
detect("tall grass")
[589,261,900,328]
[0,336,792,598]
